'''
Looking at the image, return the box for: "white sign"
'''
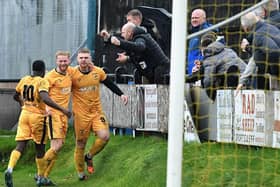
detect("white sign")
[217,90,233,143]
[272,91,280,148]
[144,85,158,130]
[234,90,266,146]
[184,100,200,143]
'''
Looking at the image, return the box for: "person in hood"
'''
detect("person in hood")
[186,32,247,101]
[100,22,170,84]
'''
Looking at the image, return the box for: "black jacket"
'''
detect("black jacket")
[118,26,170,83]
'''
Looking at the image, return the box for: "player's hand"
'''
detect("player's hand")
[235,83,244,96]
[111,36,120,46]
[62,109,72,118]
[120,95,129,105]
[88,61,94,71]
[116,52,127,63]
[45,107,52,116]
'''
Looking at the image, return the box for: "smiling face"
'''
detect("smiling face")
[191,9,206,27]
[56,53,70,74]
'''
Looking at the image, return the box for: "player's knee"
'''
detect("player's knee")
[76,139,86,148]
[35,143,45,158]
[51,139,64,152]
[36,150,45,158]
[15,141,28,153]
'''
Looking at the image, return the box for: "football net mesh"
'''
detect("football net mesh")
[184,0,280,186]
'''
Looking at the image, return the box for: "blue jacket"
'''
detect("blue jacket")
[187,22,214,75]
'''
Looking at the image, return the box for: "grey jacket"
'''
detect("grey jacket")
[202,41,247,90]
[186,41,247,100]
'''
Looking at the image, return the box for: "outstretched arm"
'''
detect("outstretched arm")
[39,91,72,118]
[102,77,128,105]
[235,57,256,96]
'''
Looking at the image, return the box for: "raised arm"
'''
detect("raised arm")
[39,91,72,118]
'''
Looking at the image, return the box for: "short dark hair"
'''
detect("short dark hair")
[32,60,45,72]
[127,9,143,20]
[78,48,91,54]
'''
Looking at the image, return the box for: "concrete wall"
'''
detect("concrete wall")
[0,0,88,79]
[0,89,21,130]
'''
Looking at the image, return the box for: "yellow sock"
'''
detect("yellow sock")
[43,148,57,177]
[89,138,108,157]
[7,150,21,170]
[44,148,57,161]
[44,159,56,178]
[36,158,47,176]
[74,147,85,173]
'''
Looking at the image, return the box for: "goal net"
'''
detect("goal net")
[184,0,280,186]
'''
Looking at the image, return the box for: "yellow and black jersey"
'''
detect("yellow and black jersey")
[16,75,49,114]
[69,66,106,115]
[45,69,72,114]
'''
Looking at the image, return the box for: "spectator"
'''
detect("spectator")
[187,8,219,75]
[100,22,170,84]
[263,0,280,29]
[239,12,280,90]
[126,9,170,57]
[186,32,247,101]
[240,6,266,62]
[240,0,280,59]
[126,9,159,43]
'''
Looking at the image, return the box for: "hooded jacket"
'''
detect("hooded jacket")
[187,41,247,100]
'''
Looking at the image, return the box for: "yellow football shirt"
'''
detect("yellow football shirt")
[70,66,106,115]
[16,75,49,114]
[45,69,72,114]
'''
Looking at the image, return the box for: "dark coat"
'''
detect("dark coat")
[267,10,280,30]
[118,26,170,84]
[252,21,280,77]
